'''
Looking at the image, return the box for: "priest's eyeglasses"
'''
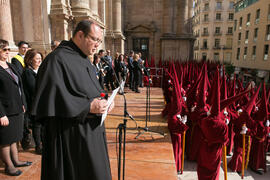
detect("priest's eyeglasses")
[86,34,102,44]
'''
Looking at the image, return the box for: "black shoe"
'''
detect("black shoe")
[5,168,22,176]
[21,139,31,151]
[14,161,32,167]
[135,90,140,93]
[35,146,42,155]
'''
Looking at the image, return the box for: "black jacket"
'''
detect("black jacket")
[22,67,37,112]
[0,63,26,117]
[11,54,24,76]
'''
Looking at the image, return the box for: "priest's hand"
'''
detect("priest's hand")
[0,116,9,126]
[90,98,108,114]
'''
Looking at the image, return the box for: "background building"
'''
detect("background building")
[232,0,270,81]
[0,0,194,63]
[193,0,235,63]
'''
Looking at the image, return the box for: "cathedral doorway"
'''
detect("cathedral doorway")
[133,38,149,60]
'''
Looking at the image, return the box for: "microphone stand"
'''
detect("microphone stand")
[103,59,136,180]
[117,92,135,180]
[135,76,164,139]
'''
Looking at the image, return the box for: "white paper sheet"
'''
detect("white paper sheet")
[100,87,120,126]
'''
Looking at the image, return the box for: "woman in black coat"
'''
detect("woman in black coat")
[0,39,32,176]
[93,53,105,89]
[22,49,43,154]
[118,54,127,83]
[132,53,142,93]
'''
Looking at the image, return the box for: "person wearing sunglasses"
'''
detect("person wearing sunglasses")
[0,39,32,176]
[11,41,32,151]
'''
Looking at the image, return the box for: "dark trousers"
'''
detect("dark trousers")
[105,72,115,90]
[21,114,32,150]
[139,71,143,87]
[99,74,104,89]
[128,69,134,89]
[32,120,43,148]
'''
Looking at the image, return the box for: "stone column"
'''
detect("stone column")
[113,0,121,34]
[0,0,14,44]
[89,0,98,17]
[113,0,124,54]
[98,0,105,23]
[50,0,73,41]
[176,0,186,34]
[71,0,90,23]
[162,0,174,36]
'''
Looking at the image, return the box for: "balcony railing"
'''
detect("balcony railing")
[215,18,223,22]
[223,46,232,50]
[214,32,222,36]
[201,46,208,50]
[215,7,223,11]
[213,46,221,49]
[226,32,233,35]
[202,32,209,36]
[203,19,209,23]
[202,8,209,12]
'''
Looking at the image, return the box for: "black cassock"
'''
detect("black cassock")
[32,40,111,180]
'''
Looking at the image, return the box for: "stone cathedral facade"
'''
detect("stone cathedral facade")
[0,0,194,62]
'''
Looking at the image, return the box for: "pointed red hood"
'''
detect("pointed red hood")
[220,66,227,101]
[255,83,268,121]
[220,89,251,111]
[145,57,149,68]
[209,67,220,117]
[169,64,182,115]
[196,63,209,108]
[244,84,261,115]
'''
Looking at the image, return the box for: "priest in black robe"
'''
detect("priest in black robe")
[32,20,114,180]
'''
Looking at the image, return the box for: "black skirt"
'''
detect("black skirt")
[0,113,23,145]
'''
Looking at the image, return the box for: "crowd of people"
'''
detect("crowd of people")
[93,49,148,93]
[0,19,149,178]
[161,60,270,179]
